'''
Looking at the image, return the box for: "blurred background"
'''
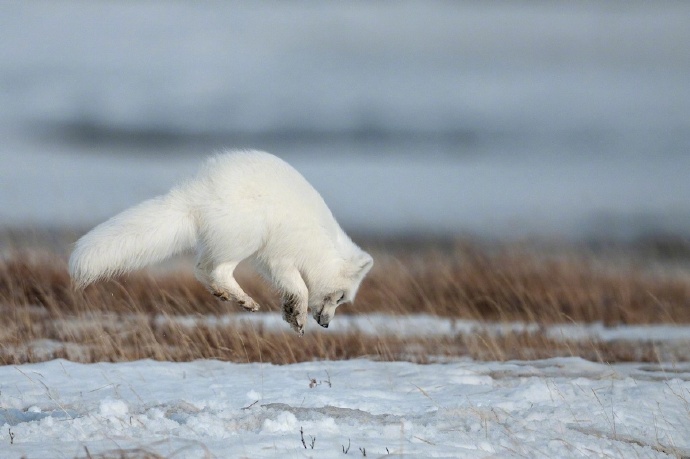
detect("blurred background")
[2,1,689,242]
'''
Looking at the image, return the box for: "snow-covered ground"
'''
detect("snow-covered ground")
[1,358,689,458]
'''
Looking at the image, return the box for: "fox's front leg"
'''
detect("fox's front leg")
[269,264,308,335]
[281,292,308,336]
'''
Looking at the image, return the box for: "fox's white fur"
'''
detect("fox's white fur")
[69,150,373,334]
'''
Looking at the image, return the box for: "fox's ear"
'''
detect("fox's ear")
[343,250,373,280]
[353,252,373,278]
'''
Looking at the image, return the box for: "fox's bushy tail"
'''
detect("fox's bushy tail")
[69,190,197,288]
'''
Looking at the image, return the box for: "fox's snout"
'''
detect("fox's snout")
[313,309,332,328]
[316,314,330,328]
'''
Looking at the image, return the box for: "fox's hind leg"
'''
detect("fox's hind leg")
[208,262,260,311]
[193,247,214,286]
[195,249,259,311]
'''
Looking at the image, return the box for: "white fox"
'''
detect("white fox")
[69,150,373,335]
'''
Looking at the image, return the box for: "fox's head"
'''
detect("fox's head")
[309,250,373,328]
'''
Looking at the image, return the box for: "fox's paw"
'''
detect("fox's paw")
[211,288,260,312]
[282,310,306,336]
[238,298,260,312]
[282,295,306,336]
[287,316,305,336]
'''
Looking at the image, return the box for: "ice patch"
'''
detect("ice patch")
[99,399,128,418]
[186,413,230,438]
[447,372,494,386]
[315,417,339,434]
[262,411,298,433]
[519,380,556,404]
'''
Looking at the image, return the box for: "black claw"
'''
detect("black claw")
[212,292,228,301]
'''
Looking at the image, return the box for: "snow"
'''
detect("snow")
[1,358,689,458]
[153,312,690,344]
[4,311,690,458]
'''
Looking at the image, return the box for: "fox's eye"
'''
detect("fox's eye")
[337,293,345,303]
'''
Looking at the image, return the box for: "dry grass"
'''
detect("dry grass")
[2,240,690,365]
[360,244,690,324]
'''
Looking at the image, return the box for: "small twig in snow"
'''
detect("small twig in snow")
[241,400,259,410]
[308,371,332,388]
[342,438,351,454]
[413,435,435,445]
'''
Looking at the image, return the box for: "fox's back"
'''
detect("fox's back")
[192,151,339,235]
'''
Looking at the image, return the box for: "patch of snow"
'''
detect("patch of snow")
[0,358,688,458]
[546,322,690,342]
[156,312,690,344]
[99,399,129,418]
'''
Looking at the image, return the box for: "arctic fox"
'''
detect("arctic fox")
[69,150,373,335]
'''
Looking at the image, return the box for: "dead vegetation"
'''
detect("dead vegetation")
[1,240,690,365]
